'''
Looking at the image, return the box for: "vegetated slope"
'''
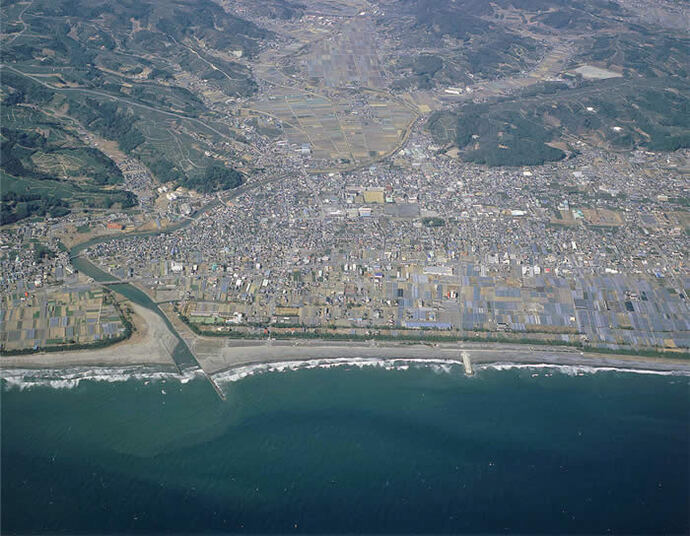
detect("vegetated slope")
[1,0,267,221]
[428,80,690,166]
[237,0,306,20]
[381,0,543,90]
[0,78,138,224]
[575,30,690,79]
[390,0,626,40]
[377,0,627,91]
[2,0,270,98]
[406,0,690,165]
[378,0,688,92]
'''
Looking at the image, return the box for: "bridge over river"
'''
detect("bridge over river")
[70,240,200,373]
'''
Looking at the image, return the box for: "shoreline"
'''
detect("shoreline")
[3,298,688,377]
[6,271,686,378]
[2,351,688,393]
[2,335,689,377]
[199,340,690,376]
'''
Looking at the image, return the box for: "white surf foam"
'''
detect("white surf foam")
[475,362,690,377]
[3,357,687,390]
[212,357,467,384]
[0,366,203,390]
[212,357,690,384]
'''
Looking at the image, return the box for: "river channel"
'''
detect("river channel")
[68,220,203,370]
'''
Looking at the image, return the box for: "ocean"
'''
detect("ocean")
[2,361,689,534]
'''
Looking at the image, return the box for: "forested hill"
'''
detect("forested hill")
[390,0,690,165]
[1,0,266,223]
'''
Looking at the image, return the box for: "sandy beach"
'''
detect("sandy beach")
[3,302,689,376]
[194,338,690,375]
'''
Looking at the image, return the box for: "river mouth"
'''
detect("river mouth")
[69,238,199,370]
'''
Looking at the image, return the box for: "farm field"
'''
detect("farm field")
[248,13,417,169]
[251,90,414,163]
[1,286,127,351]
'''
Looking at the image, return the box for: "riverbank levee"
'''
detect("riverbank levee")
[69,239,199,370]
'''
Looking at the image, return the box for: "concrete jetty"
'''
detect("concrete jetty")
[157,303,228,400]
[203,370,227,401]
[462,350,473,375]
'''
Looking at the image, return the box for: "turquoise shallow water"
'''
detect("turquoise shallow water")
[2,363,689,534]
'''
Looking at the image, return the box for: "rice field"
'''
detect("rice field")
[249,17,415,166]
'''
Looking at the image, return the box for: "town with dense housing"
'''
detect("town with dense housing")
[1,0,688,362]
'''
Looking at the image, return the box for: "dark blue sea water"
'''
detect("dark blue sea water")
[2,363,689,534]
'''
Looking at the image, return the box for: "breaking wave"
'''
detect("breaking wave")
[475,362,690,376]
[0,366,203,390]
[213,357,466,384]
[2,358,687,390]
[212,357,690,385]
